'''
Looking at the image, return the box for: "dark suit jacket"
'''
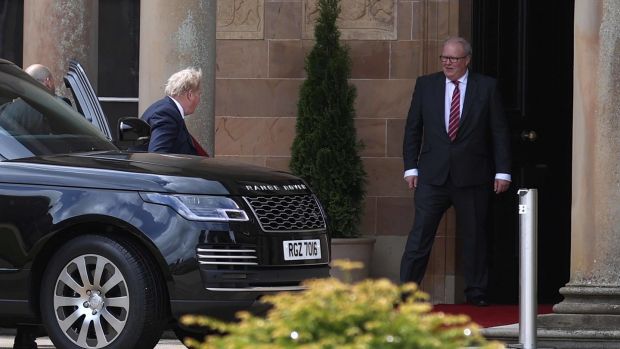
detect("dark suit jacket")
[141,96,197,155]
[403,71,511,187]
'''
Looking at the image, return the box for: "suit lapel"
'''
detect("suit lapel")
[432,74,450,140]
[461,73,478,125]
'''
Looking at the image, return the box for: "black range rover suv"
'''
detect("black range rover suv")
[0,59,330,349]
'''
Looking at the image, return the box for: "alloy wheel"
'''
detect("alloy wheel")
[53,254,130,348]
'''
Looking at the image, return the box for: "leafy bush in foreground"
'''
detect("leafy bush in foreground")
[181,261,505,349]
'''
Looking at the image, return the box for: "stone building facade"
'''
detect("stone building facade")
[11,2,620,344]
[12,0,493,304]
[214,0,461,303]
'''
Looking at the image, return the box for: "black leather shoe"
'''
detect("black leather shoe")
[466,296,489,307]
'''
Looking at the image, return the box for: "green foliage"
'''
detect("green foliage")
[289,0,366,238]
[181,261,505,349]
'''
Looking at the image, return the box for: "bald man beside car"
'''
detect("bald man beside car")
[0,64,66,135]
[25,64,72,105]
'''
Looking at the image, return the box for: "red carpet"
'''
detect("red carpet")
[432,304,554,328]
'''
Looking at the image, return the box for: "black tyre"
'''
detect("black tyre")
[40,234,167,349]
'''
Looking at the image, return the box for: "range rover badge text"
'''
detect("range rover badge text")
[244,184,308,191]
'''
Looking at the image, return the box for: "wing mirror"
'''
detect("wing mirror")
[118,117,150,145]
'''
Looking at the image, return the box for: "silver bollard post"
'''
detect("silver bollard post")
[518,189,538,349]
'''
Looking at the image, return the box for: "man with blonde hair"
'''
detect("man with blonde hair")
[141,67,205,155]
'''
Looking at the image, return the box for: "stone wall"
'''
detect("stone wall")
[214,0,460,303]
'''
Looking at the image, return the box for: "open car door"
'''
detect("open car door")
[64,60,149,150]
[64,60,113,140]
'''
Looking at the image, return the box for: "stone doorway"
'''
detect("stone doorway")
[468,0,574,304]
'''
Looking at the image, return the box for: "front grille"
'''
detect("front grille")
[243,195,326,232]
[197,246,258,266]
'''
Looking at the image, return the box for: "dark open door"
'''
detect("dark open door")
[472,0,574,304]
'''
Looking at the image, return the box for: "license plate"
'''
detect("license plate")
[283,239,321,260]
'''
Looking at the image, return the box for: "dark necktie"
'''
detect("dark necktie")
[448,80,460,141]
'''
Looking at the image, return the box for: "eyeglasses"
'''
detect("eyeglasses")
[439,55,468,63]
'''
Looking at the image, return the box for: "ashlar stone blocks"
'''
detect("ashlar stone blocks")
[302,0,397,40]
[217,0,265,39]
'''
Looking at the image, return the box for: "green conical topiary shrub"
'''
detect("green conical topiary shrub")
[290,0,366,238]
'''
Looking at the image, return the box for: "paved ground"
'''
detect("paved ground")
[0,336,187,348]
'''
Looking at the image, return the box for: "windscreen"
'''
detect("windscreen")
[0,74,117,160]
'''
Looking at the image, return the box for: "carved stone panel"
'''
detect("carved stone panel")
[217,0,264,39]
[302,0,396,40]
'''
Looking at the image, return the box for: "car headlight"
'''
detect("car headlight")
[139,192,249,222]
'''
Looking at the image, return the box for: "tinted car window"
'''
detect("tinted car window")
[0,81,116,160]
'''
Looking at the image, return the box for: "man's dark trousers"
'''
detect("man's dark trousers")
[400,176,489,299]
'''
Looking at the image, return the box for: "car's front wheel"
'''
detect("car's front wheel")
[40,234,167,349]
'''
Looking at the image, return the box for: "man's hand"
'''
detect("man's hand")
[494,179,510,194]
[405,175,418,189]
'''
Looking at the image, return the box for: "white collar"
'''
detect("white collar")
[445,70,469,85]
[168,96,185,118]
